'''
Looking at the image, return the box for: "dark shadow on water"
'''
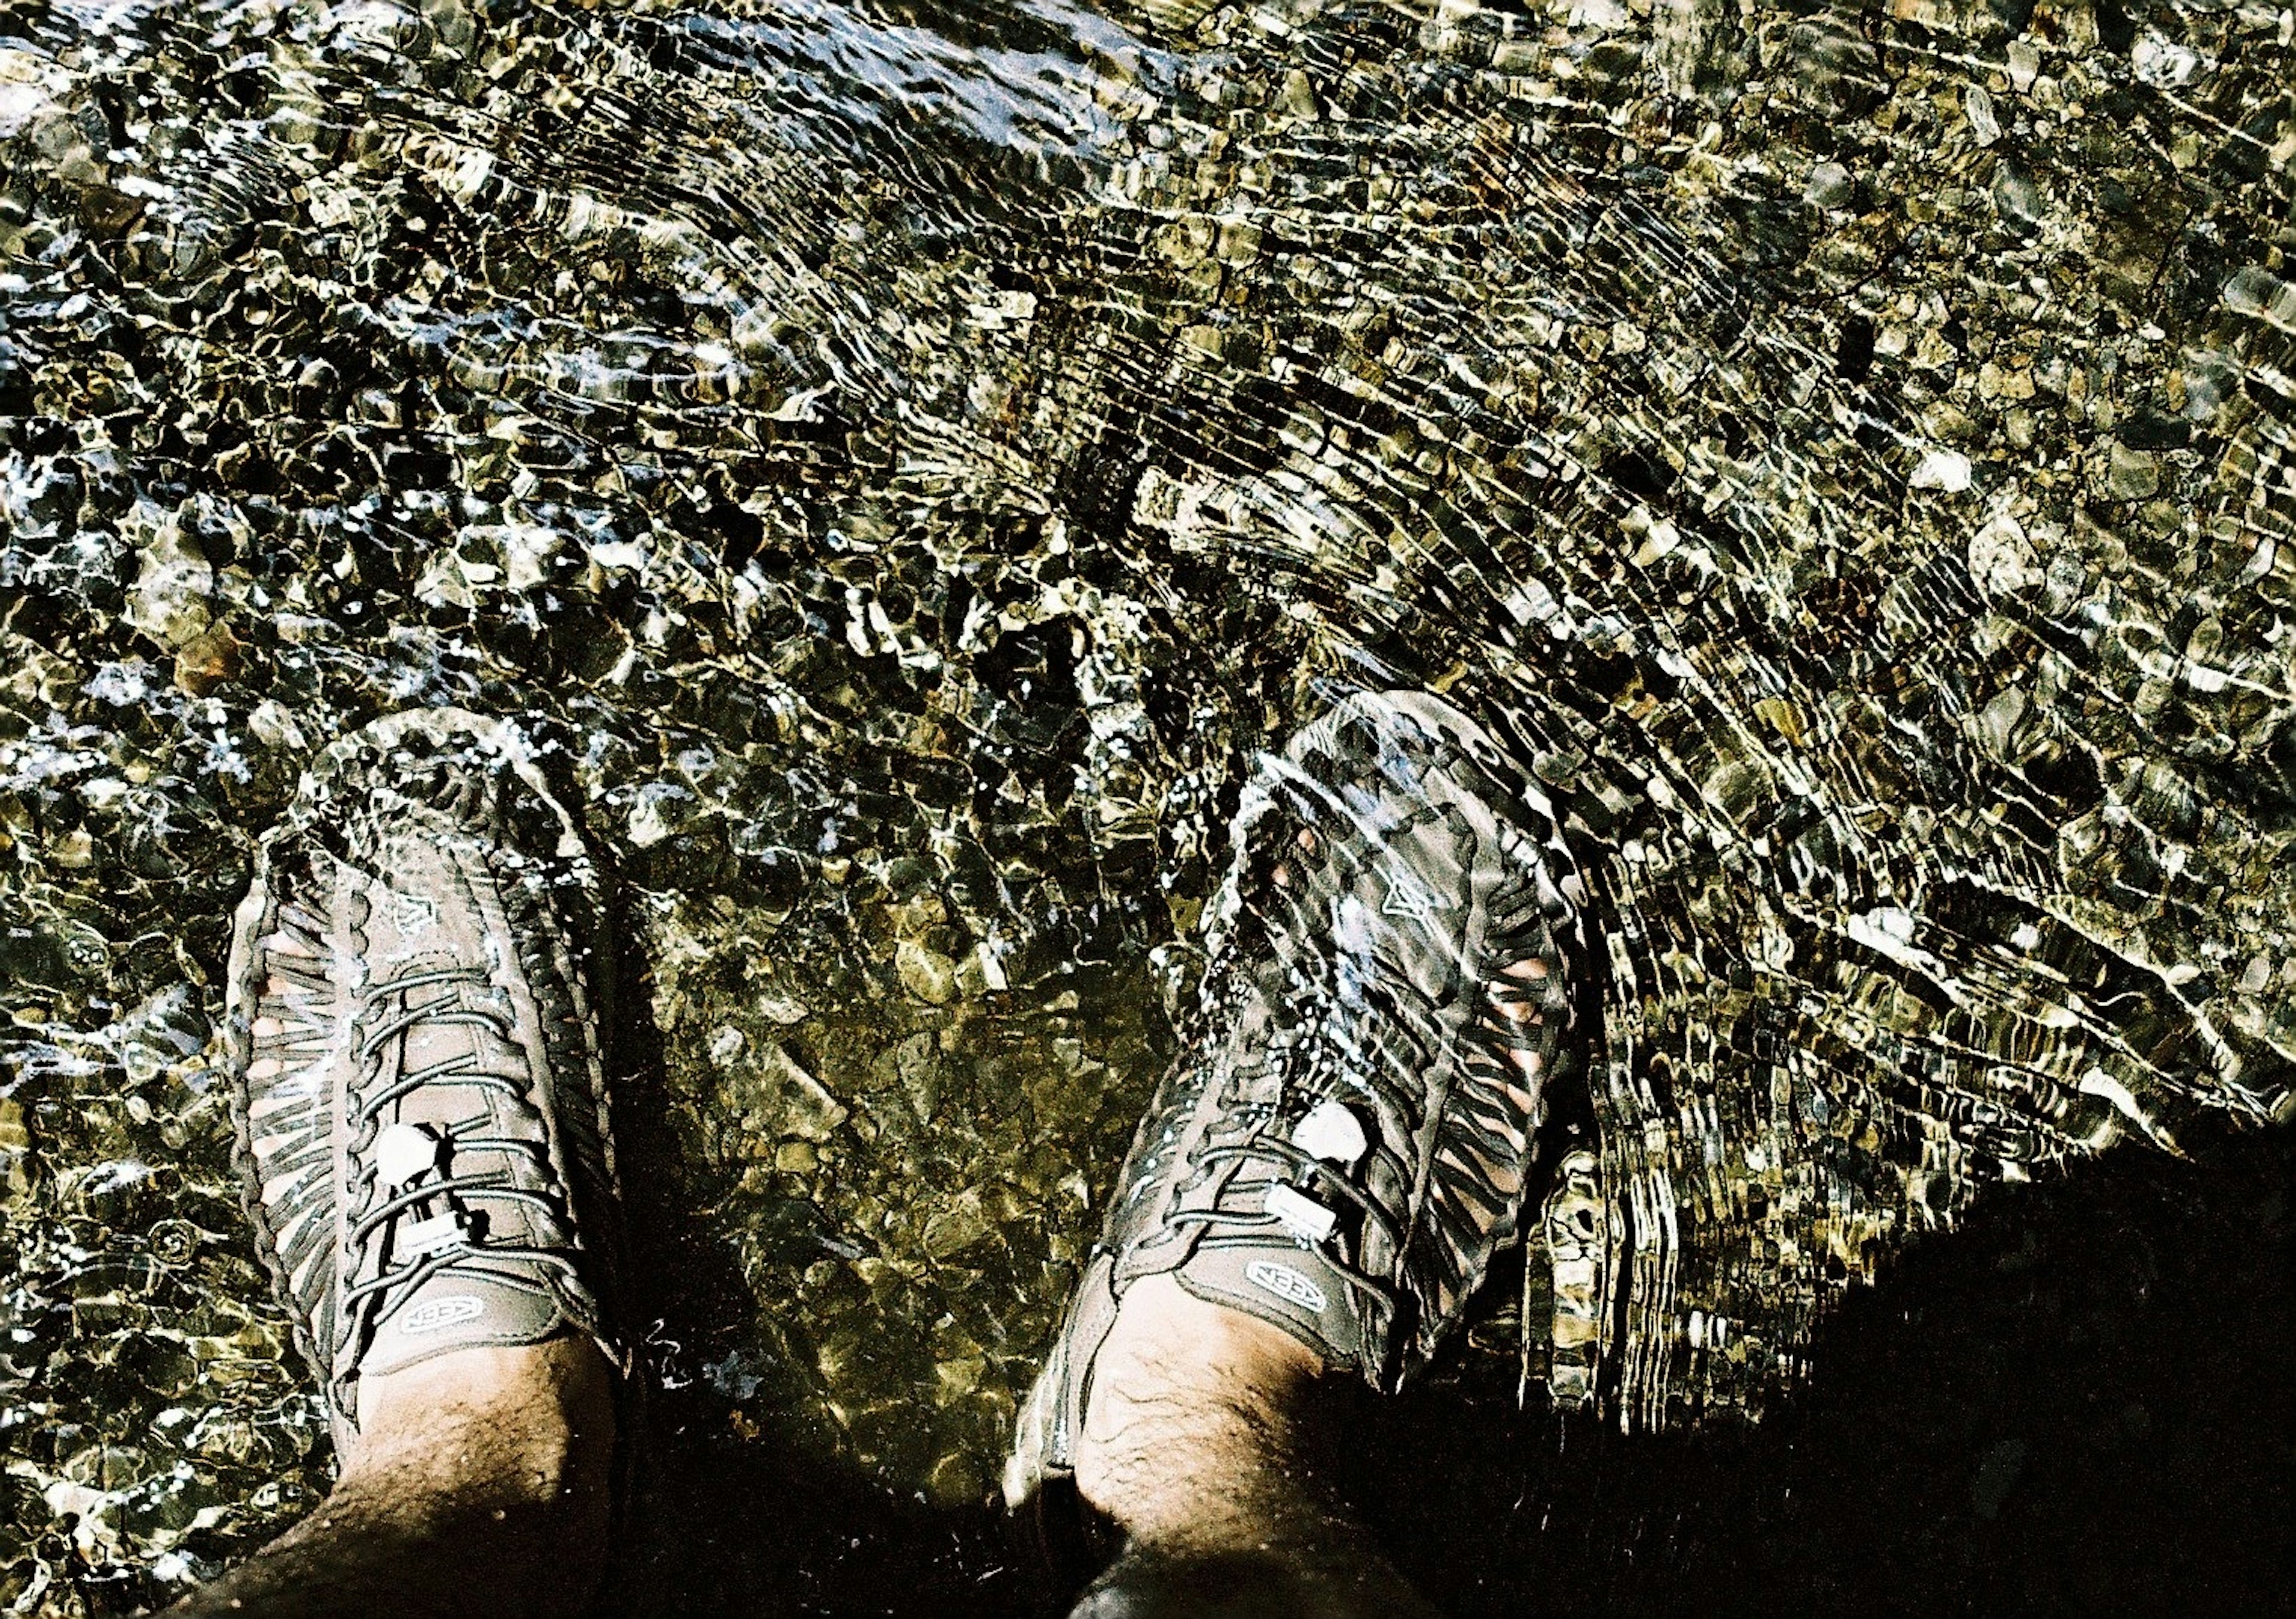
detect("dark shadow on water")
[609,1425,1024,1619]
[1367,1120,2296,1619]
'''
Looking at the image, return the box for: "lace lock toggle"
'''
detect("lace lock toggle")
[1266,1182,1339,1245]
[399,1210,471,1256]
[375,1122,445,1189]
[1266,1099,1367,1245]
[374,1122,474,1256]
[1292,1098,1368,1167]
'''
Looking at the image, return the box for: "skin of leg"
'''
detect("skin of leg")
[164,1336,615,1619]
[1068,1275,1443,1619]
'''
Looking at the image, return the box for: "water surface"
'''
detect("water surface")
[1,0,2291,1607]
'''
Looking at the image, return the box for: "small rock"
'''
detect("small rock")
[1968,514,2042,598]
[124,509,214,649]
[2108,444,2160,500]
[1803,161,1855,209]
[922,1189,993,1258]
[1964,85,1999,147]
[172,621,243,695]
[0,1098,30,1154]
[767,1045,848,1141]
[0,46,71,142]
[756,988,811,1025]
[627,782,697,848]
[932,1354,985,1403]
[1273,68,1319,122]
[954,941,1009,998]
[923,1448,985,1508]
[2130,32,2199,88]
[1910,448,1973,493]
[1992,161,2046,229]
[891,1033,939,1122]
[896,940,957,1006]
[248,699,310,753]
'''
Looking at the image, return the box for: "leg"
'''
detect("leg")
[169,1340,615,1619]
[1066,1278,1439,1619]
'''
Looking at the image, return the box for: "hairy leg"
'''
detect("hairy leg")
[167,1336,615,1619]
[1068,1276,1440,1619]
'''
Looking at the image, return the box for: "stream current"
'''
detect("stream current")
[0,0,2291,1608]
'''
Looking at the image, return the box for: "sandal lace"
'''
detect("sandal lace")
[331,963,582,1391]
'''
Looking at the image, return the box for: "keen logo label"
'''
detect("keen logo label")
[399,1295,484,1334]
[1245,1260,1327,1312]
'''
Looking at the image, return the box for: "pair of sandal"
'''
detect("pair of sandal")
[225,689,1578,1534]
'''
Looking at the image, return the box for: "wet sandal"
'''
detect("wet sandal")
[224,708,634,1450]
[1006,688,1581,1522]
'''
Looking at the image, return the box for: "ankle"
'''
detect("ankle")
[1073,1277,1326,1550]
[161,1340,619,1619]
[341,1337,617,1516]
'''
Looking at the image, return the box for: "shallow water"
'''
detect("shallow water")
[0,0,2291,1608]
